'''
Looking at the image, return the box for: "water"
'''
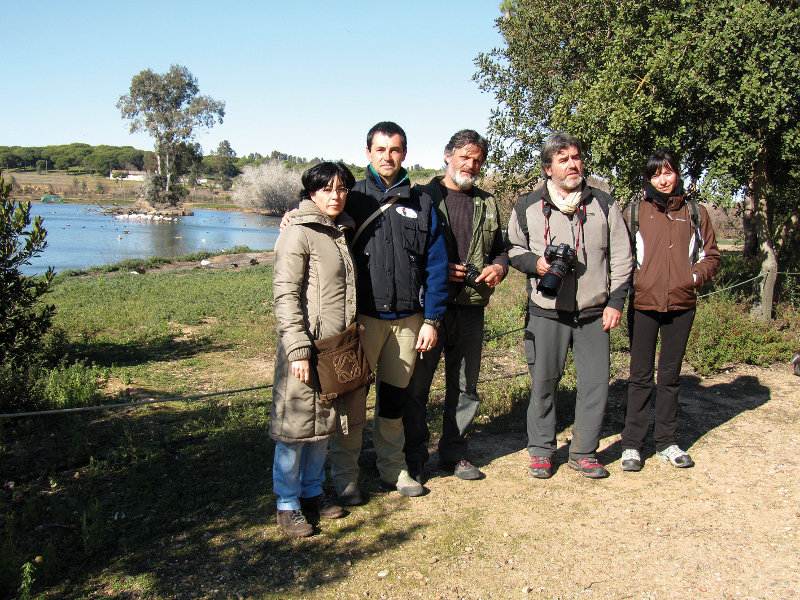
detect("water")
[21,203,281,275]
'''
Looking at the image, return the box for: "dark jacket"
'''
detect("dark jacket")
[345,167,448,320]
[627,193,720,311]
[416,176,508,307]
[507,181,633,320]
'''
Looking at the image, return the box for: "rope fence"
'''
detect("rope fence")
[2,271,796,420]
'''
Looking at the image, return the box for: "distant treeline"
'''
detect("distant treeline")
[0,144,147,176]
[0,143,439,184]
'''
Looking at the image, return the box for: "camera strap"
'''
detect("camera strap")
[541,198,585,255]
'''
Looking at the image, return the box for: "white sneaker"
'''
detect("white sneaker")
[395,470,424,497]
[621,448,642,471]
[655,445,694,468]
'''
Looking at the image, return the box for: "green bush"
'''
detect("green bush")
[40,360,104,410]
[687,295,794,375]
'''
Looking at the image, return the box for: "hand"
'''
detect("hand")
[291,359,310,382]
[475,264,505,288]
[602,307,622,331]
[279,208,298,232]
[448,262,466,282]
[415,323,439,352]
[536,256,551,277]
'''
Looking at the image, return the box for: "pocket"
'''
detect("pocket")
[401,219,427,256]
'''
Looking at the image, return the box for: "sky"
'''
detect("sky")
[2,1,505,169]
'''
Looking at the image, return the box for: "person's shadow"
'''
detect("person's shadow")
[598,374,771,465]
[425,372,772,473]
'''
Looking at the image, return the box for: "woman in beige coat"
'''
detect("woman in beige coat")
[271,161,366,537]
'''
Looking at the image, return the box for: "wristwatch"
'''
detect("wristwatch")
[424,318,442,329]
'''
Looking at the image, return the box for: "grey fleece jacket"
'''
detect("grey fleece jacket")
[507,181,633,320]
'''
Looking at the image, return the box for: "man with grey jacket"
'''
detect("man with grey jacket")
[506,131,633,479]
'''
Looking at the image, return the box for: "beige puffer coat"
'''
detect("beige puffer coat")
[270,200,366,443]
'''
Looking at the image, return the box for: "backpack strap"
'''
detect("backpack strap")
[511,191,535,242]
[591,187,613,220]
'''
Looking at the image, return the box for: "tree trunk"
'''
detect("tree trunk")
[749,149,777,321]
[742,197,758,258]
[165,152,171,193]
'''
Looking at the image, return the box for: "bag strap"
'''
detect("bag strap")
[352,196,399,245]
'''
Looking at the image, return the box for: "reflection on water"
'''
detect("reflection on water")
[23,203,281,275]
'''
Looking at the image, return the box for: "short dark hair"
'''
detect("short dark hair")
[644,150,681,182]
[444,129,488,160]
[299,161,356,200]
[366,121,407,151]
[541,131,582,176]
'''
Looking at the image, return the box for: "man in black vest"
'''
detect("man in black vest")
[329,122,449,503]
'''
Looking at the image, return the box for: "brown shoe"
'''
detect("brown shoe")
[276,509,313,537]
[300,494,345,519]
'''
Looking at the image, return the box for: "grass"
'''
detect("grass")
[1,255,798,598]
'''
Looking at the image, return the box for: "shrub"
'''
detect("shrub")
[232,160,300,214]
[0,173,55,366]
[687,295,794,375]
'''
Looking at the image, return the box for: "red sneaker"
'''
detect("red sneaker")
[528,456,552,479]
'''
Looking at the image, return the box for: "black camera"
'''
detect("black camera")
[461,263,483,289]
[537,243,577,297]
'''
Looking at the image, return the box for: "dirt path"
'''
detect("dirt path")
[258,364,798,600]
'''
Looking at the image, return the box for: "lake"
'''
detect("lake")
[22,203,281,275]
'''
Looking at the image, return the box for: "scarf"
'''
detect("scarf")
[546,180,582,215]
[644,180,685,209]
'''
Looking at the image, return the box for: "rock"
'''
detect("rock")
[377,569,389,579]
[426,557,439,564]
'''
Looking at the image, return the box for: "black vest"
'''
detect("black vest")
[346,173,432,316]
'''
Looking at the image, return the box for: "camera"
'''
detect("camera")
[460,263,483,289]
[537,243,577,297]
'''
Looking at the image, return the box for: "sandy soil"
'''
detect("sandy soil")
[263,364,799,600]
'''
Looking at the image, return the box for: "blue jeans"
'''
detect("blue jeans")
[272,439,328,511]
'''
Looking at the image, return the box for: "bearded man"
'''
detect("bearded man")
[402,129,508,483]
[506,131,633,479]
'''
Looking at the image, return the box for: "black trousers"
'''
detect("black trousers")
[622,307,695,452]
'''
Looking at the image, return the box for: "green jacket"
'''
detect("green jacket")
[416,177,505,307]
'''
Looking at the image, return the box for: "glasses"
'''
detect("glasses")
[321,186,348,196]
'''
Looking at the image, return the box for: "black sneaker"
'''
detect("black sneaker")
[276,509,313,537]
[300,494,344,519]
[567,457,610,479]
[441,459,484,480]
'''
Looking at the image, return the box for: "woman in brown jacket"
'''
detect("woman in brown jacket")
[271,161,366,537]
[621,151,720,471]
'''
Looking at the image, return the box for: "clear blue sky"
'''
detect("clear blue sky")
[2,1,505,169]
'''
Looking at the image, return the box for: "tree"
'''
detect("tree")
[117,65,225,204]
[475,0,800,319]
[211,139,238,190]
[232,161,301,214]
[0,172,54,366]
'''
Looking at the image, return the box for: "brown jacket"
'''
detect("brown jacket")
[627,194,720,312]
[271,200,366,443]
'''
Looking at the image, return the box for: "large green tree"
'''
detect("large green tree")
[476,0,800,319]
[117,65,225,204]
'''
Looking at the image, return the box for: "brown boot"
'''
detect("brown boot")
[276,509,313,537]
